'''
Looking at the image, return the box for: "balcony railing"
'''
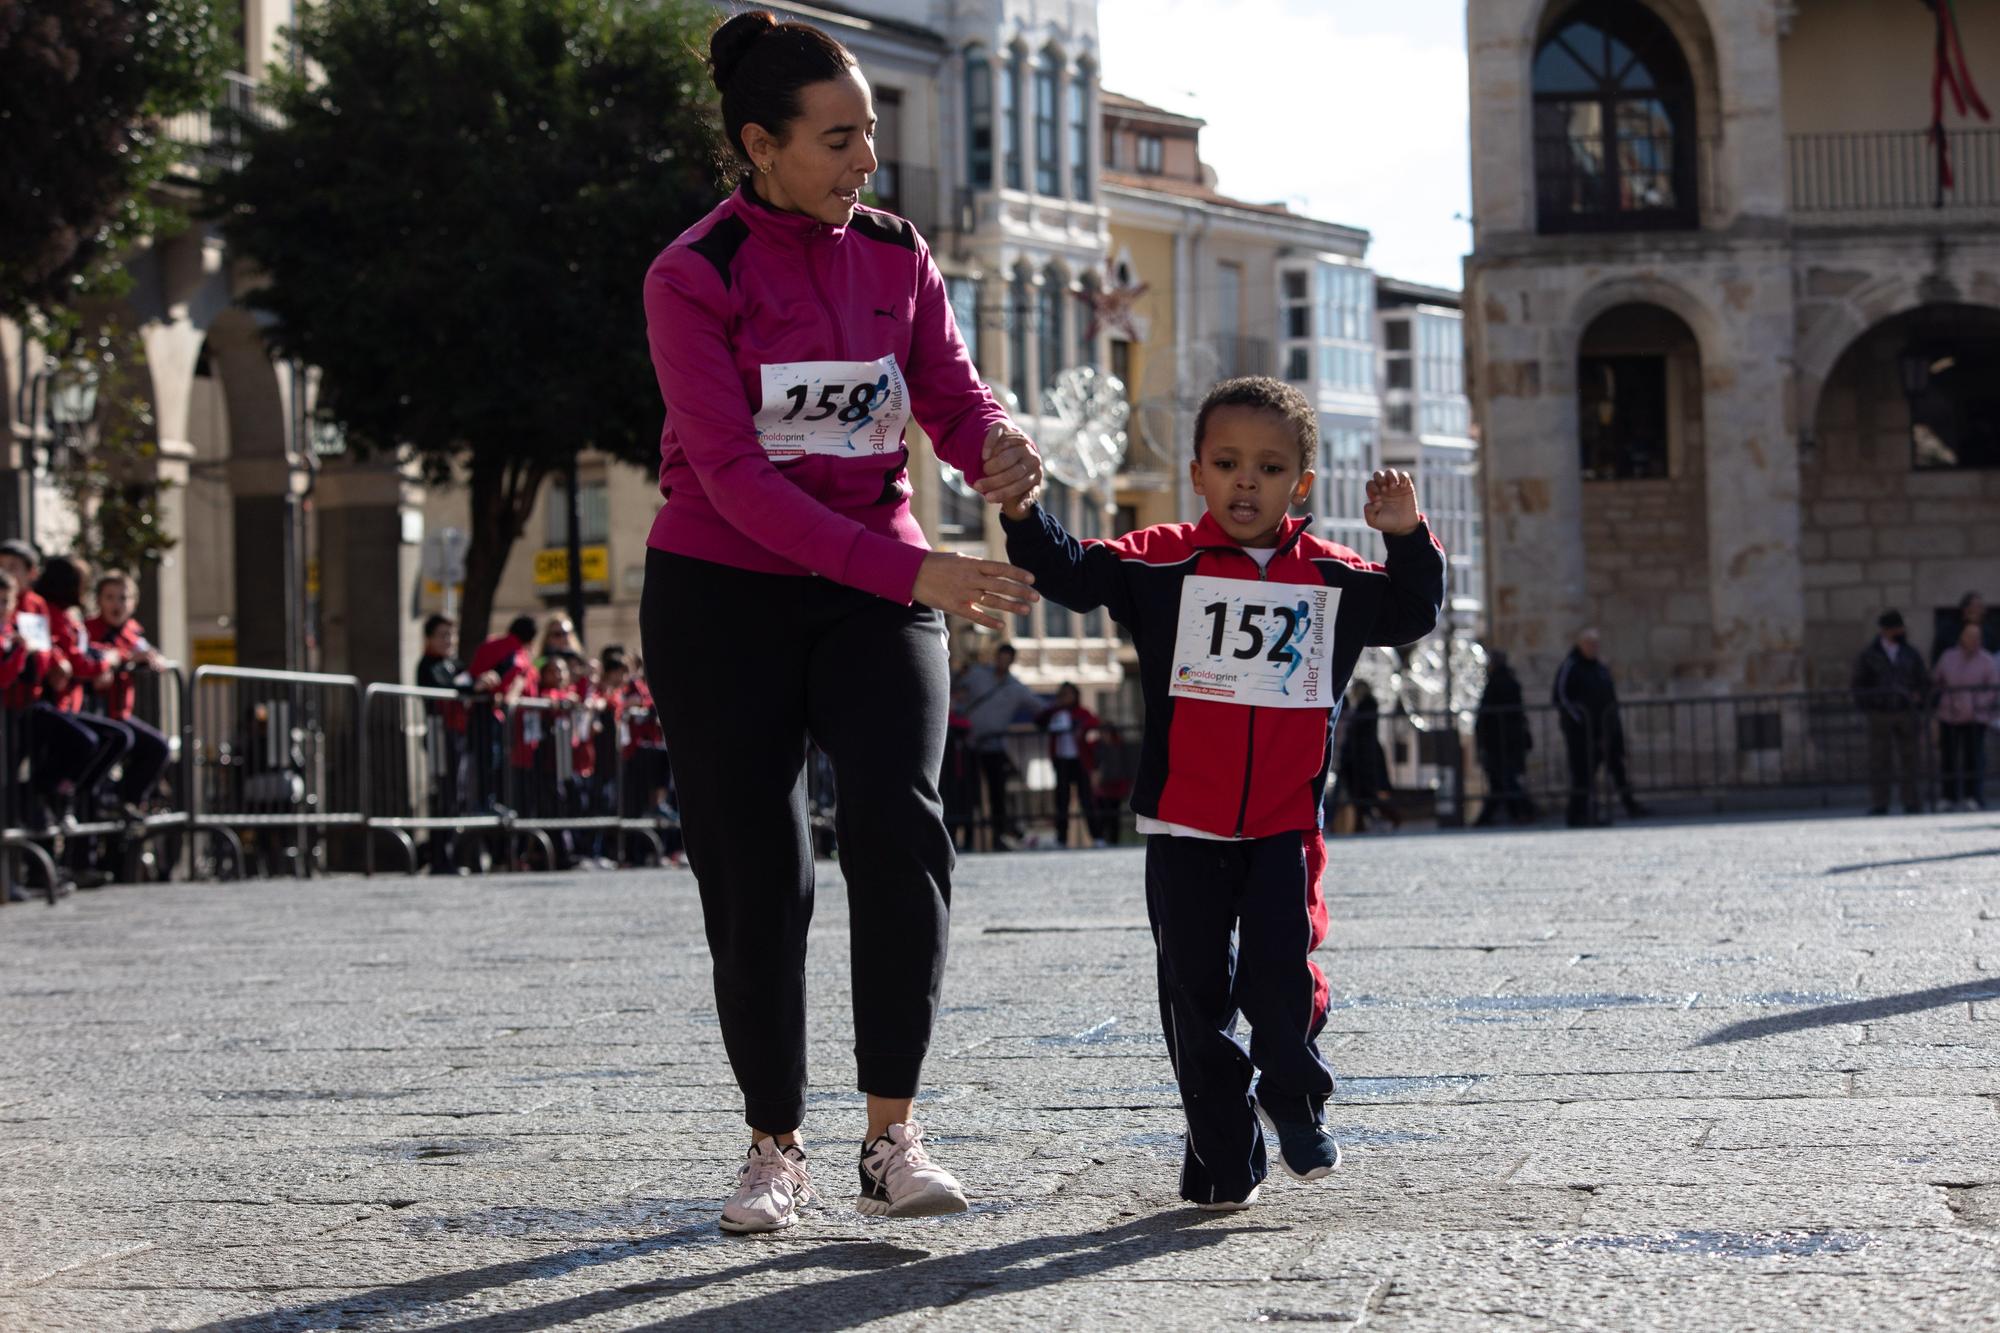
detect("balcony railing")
[1789,128,2000,223]
[161,72,276,175]
[1207,334,1273,380]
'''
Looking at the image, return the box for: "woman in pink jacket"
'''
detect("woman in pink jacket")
[641,11,1043,1234]
[1934,621,1999,811]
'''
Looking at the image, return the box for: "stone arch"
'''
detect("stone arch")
[1566,273,1726,372]
[1799,300,2000,683]
[1567,292,1717,691]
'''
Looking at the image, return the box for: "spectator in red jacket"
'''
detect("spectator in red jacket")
[1037,683,1106,847]
[35,555,143,819]
[467,614,539,808]
[0,546,108,826]
[84,570,172,812]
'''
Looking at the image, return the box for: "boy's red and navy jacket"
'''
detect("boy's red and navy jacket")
[1002,506,1444,839]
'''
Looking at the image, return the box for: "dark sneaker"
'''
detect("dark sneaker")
[857,1120,968,1218]
[1255,1102,1342,1181]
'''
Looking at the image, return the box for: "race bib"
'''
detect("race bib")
[14,613,50,654]
[755,355,911,460]
[1168,575,1339,709]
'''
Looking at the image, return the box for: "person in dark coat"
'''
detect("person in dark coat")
[1337,682,1400,831]
[1852,609,1932,815]
[1474,649,1537,825]
[1552,628,1644,828]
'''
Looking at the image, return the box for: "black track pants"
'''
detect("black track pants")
[1146,830,1334,1205]
[642,549,955,1134]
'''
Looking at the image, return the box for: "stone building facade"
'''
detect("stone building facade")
[1466,0,2000,695]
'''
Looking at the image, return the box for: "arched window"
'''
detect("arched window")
[1075,274,1099,370]
[1002,48,1024,190]
[964,46,993,189]
[1037,268,1066,401]
[1533,1,1696,232]
[1034,49,1061,196]
[1008,267,1031,406]
[1069,62,1093,201]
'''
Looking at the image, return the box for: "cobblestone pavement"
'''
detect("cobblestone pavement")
[2,813,1998,1331]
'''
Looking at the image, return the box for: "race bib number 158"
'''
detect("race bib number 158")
[1168,575,1339,709]
[755,355,912,460]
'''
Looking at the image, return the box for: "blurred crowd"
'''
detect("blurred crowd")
[2,538,175,894]
[411,611,677,874]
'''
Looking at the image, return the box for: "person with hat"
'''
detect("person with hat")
[1851,609,1933,815]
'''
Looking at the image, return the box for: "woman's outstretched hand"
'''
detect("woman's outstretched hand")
[913,552,1039,631]
[975,423,1043,518]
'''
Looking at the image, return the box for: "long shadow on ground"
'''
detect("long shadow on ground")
[1695,980,2000,1046]
[193,1211,1273,1333]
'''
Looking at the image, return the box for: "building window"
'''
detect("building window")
[1110,339,1132,399]
[547,476,610,545]
[1285,347,1310,382]
[1533,0,1698,232]
[872,88,904,213]
[1386,360,1413,391]
[1906,337,2000,471]
[1037,270,1065,403]
[1034,50,1060,196]
[1069,68,1092,201]
[1009,268,1030,405]
[947,275,981,368]
[938,474,984,540]
[1578,302,1697,480]
[1386,403,1415,435]
[964,47,993,189]
[1075,274,1099,370]
[1280,266,1313,382]
[1313,264,1375,393]
[1136,133,1163,174]
[1579,356,1669,479]
[1003,49,1024,190]
[1385,320,1412,353]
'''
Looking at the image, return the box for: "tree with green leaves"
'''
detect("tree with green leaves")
[0,0,230,333]
[210,0,720,645]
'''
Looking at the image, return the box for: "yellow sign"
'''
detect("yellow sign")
[534,545,610,588]
[192,635,237,668]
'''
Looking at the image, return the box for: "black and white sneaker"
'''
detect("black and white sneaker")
[1255,1101,1343,1181]
[857,1121,969,1218]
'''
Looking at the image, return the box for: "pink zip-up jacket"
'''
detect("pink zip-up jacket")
[643,184,1008,604]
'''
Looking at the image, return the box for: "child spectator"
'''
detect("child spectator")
[1037,683,1106,847]
[84,570,173,815]
[1001,376,1443,1211]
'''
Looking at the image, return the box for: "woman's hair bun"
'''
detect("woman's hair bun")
[709,10,778,95]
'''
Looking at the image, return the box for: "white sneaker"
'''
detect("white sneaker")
[857,1121,969,1217]
[1197,1184,1262,1212]
[719,1137,816,1234]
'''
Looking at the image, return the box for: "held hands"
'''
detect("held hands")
[912,552,1039,632]
[975,423,1043,519]
[1363,469,1421,537]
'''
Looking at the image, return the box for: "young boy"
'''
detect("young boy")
[1000,376,1444,1211]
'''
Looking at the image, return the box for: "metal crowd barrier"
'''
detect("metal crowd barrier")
[187,665,363,879]
[2,664,192,901]
[359,686,674,876]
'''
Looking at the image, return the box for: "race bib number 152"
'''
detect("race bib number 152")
[755,355,912,460]
[1168,575,1339,709]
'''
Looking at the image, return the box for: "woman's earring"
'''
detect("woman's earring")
[758,160,773,174]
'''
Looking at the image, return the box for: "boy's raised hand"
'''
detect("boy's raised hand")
[1363,469,1421,536]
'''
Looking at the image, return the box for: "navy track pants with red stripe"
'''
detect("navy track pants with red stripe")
[1145,828,1334,1205]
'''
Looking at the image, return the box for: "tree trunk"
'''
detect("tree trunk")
[457,453,546,651]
